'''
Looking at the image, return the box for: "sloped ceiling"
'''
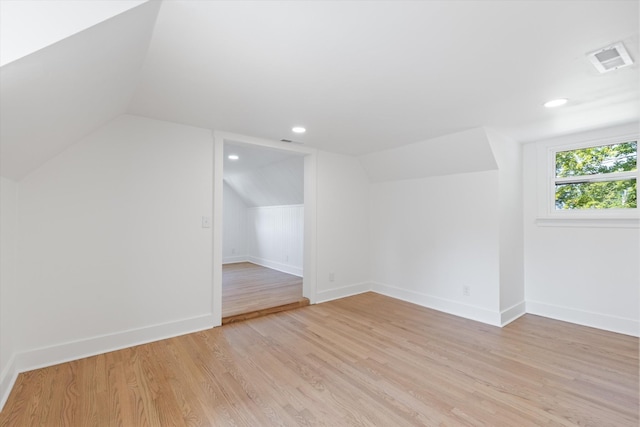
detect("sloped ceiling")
[0,0,148,67]
[128,0,638,155]
[0,0,160,180]
[360,127,497,183]
[223,142,304,207]
[1,1,638,180]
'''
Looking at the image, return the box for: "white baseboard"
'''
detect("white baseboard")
[316,282,371,303]
[247,256,302,277]
[371,282,502,326]
[0,354,17,413]
[0,313,216,412]
[526,300,639,337]
[222,256,248,264]
[500,301,526,326]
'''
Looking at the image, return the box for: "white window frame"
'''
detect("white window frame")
[537,133,639,228]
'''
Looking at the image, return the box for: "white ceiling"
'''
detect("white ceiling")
[128,0,639,154]
[223,141,304,207]
[223,141,303,179]
[0,0,148,66]
[0,0,160,179]
[1,0,638,180]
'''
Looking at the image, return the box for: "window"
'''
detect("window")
[553,140,637,210]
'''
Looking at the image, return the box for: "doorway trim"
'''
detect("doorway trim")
[212,131,317,326]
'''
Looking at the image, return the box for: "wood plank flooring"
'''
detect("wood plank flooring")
[222,262,306,321]
[1,292,638,426]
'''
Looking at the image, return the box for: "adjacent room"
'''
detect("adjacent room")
[0,1,638,425]
[221,142,308,323]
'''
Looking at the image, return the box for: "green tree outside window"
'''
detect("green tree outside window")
[554,141,637,210]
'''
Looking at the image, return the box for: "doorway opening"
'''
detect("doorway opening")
[213,135,317,324]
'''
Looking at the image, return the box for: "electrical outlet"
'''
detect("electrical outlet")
[329,272,335,282]
[202,216,211,228]
[463,285,471,297]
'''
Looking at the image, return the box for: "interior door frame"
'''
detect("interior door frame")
[211,131,317,326]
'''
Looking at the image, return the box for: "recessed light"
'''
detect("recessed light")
[292,126,306,134]
[228,154,239,160]
[544,98,568,108]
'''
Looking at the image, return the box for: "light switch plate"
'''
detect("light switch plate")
[202,216,211,228]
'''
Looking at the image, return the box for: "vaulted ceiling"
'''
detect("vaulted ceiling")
[223,142,304,207]
[1,0,638,180]
[0,0,161,180]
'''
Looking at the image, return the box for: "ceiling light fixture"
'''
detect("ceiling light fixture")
[292,126,306,134]
[544,98,568,108]
[228,154,239,160]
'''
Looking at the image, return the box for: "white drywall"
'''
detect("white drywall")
[11,115,215,373]
[523,123,639,336]
[0,177,17,409]
[369,171,502,325]
[247,205,304,276]
[360,127,498,183]
[486,129,525,323]
[315,151,371,301]
[0,0,148,66]
[222,183,248,263]
[0,1,160,180]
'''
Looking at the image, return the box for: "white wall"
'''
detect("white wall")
[11,114,215,376]
[222,182,248,263]
[486,129,525,323]
[247,205,304,276]
[0,177,17,408]
[523,123,639,336]
[315,151,371,301]
[363,127,505,325]
[370,171,502,325]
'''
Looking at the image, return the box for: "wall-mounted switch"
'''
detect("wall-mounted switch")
[202,216,211,228]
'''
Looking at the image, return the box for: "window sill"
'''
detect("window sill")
[536,217,640,228]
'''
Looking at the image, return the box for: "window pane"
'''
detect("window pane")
[555,141,637,178]
[555,179,637,209]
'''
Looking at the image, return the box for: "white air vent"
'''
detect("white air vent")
[587,42,634,73]
[280,139,303,145]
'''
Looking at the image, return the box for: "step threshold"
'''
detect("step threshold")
[222,297,310,325]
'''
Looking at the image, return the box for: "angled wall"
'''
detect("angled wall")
[224,156,304,208]
[0,0,160,180]
[0,0,149,66]
[360,127,498,183]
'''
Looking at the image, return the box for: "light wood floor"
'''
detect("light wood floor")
[222,262,305,321]
[1,292,638,426]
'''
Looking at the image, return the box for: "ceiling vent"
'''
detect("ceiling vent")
[587,42,634,73]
